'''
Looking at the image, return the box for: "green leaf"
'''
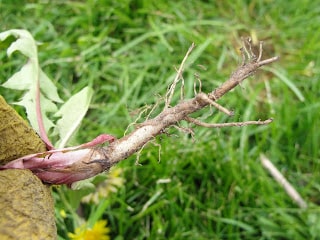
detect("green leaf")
[1,29,93,147]
[0,29,37,58]
[0,29,62,135]
[54,87,94,148]
[40,69,63,103]
[2,60,35,90]
[16,93,57,135]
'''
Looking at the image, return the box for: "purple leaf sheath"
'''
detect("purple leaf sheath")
[1,134,115,185]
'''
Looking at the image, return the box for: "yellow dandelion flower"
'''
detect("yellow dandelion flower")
[68,226,85,240]
[68,220,110,240]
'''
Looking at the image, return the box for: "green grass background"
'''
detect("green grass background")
[1,0,320,239]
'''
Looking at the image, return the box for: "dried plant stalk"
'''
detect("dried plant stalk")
[260,154,307,208]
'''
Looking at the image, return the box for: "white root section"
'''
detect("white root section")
[102,41,279,166]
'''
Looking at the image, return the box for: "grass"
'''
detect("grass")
[1,0,320,239]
